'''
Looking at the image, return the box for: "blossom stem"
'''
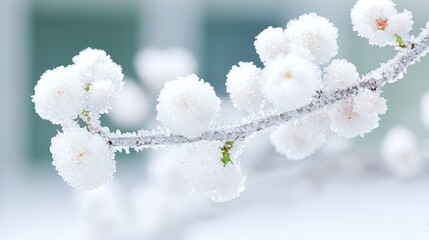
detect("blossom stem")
[81,110,98,134]
[395,34,407,48]
[107,25,429,151]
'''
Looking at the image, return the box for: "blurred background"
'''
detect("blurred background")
[2,0,429,239]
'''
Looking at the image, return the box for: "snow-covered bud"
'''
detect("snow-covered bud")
[329,90,387,138]
[270,111,329,160]
[156,74,221,138]
[260,54,321,110]
[50,127,116,190]
[254,27,290,64]
[182,141,246,202]
[381,126,423,178]
[225,62,265,112]
[323,59,360,91]
[285,13,339,65]
[134,47,197,91]
[351,0,413,47]
[33,65,85,125]
[72,48,124,113]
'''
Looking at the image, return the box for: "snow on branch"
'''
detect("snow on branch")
[108,25,429,150]
[32,0,429,201]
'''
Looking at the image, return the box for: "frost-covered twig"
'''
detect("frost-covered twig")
[109,24,429,150]
[31,0,429,201]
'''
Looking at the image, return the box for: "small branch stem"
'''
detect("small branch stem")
[107,25,429,151]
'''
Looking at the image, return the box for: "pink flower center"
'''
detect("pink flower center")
[376,18,388,31]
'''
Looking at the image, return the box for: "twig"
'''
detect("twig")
[108,24,429,151]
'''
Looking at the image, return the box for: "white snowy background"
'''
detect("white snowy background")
[2,0,429,239]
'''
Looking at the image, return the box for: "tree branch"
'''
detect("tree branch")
[108,24,429,152]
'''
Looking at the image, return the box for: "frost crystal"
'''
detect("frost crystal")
[270,111,329,160]
[285,13,339,65]
[50,127,116,190]
[381,126,422,178]
[260,54,321,110]
[156,74,221,138]
[33,65,85,125]
[72,47,124,113]
[182,141,245,202]
[323,59,360,91]
[351,0,413,47]
[225,62,265,112]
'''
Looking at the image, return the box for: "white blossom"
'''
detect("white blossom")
[381,126,423,178]
[109,80,150,129]
[225,62,265,112]
[329,90,387,138]
[420,91,429,131]
[353,89,388,115]
[73,47,124,113]
[50,127,116,190]
[284,13,339,65]
[33,65,85,125]
[156,74,221,138]
[260,54,321,110]
[87,80,117,114]
[254,27,290,64]
[351,0,413,47]
[324,57,387,139]
[323,59,360,91]
[134,47,197,91]
[270,111,329,160]
[182,141,246,202]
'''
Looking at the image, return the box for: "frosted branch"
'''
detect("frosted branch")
[108,25,429,151]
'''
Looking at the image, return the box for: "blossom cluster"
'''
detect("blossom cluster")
[33,48,123,190]
[250,9,389,161]
[32,0,423,202]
